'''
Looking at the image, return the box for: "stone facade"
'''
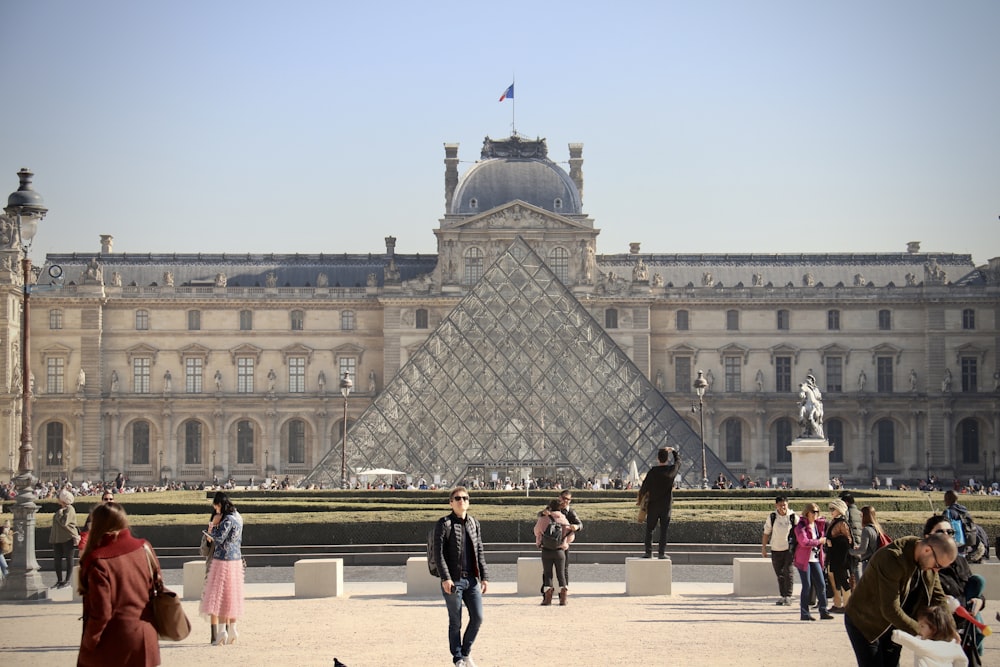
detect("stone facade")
[1,136,998,487]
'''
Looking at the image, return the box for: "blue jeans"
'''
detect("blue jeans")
[797,561,828,618]
[442,576,484,663]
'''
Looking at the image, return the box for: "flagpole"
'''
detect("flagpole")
[511,76,516,136]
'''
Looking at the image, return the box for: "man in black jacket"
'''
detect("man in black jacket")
[638,446,681,559]
[433,486,489,667]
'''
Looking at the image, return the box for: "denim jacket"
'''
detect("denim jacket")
[210,511,243,561]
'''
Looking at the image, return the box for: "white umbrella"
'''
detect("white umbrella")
[356,468,406,477]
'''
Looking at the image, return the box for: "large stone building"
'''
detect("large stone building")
[2,136,998,488]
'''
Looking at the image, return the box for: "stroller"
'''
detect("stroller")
[958,575,987,667]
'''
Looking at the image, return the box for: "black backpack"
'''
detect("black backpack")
[540,516,564,550]
[426,517,452,577]
[770,511,799,552]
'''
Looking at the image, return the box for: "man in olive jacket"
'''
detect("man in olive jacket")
[844,533,958,666]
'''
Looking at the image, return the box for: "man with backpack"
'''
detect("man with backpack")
[943,490,985,562]
[432,486,489,667]
[762,496,798,606]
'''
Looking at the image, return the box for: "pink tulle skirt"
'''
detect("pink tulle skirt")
[199,558,245,620]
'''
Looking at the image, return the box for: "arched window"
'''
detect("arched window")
[960,418,980,464]
[775,418,793,463]
[132,421,150,465]
[415,308,429,329]
[724,418,743,462]
[237,420,254,464]
[45,422,64,469]
[605,308,618,329]
[464,247,484,285]
[288,419,306,465]
[826,418,844,463]
[184,420,202,465]
[548,247,569,283]
[876,419,895,463]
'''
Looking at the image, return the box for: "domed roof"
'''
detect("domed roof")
[450,136,582,216]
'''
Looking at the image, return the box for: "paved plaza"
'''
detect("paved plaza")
[0,565,995,666]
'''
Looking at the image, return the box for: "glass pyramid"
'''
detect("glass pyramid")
[302,237,733,489]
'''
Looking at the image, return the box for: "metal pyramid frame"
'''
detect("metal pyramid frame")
[302,237,733,488]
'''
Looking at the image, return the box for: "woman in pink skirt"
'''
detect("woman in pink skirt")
[199,491,244,646]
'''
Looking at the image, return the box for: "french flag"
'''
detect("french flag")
[499,83,514,102]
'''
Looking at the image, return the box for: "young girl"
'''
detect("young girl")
[891,605,968,667]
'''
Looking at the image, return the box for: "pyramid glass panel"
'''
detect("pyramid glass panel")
[302,237,733,488]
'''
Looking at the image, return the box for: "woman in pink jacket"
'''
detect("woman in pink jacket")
[533,499,573,606]
[794,502,834,622]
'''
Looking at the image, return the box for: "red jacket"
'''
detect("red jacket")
[78,530,161,667]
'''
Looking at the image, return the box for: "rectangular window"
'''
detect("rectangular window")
[962,309,975,330]
[185,421,202,465]
[876,356,893,393]
[775,356,792,393]
[237,357,255,393]
[185,357,203,393]
[827,309,840,331]
[237,420,254,464]
[776,310,789,331]
[239,310,253,331]
[341,310,356,331]
[878,309,891,331]
[188,310,201,331]
[674,357,691,393]
[961,357,978,393]
[290,310,304,331]
[46,357,65,394]
[825,357,843,393]
[724,356,741,392]
[289,356,306,393]
[133,358,150,394]
[49,309,63,330]
[605,309,618,329]
[135,310,149,331]
[726,310,739,331]
[675,310,689,331]
[339,357,357,384]
[415,309,429,329]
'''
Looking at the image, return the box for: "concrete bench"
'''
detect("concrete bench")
[970,561,1000,600]
[733,557,779,597]
[183,560,207,600]
[517,557,544,596]
[294,558,344,598]
[625,557,672,596]
[406,557,442,597]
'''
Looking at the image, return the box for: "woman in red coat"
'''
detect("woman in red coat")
[76,503,161,667]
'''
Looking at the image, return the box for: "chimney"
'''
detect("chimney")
[100,235,114,254]
[629,243,641,255]
[385,236,396,258]
[568,143,584,203]
[907,241,921,254]
[444,143,460,212]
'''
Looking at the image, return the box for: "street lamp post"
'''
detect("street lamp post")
[925,449,930,483]
[983,449,988,486]
[0,168,48,600]
[264,449,270,473]
[339,371,353,489]
[693,370,709,490]
[870,448,876,487]
[158,450,164,486]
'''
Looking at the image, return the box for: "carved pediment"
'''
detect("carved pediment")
[42,343,74,365]
[453,201,589,232]
[870,343,902,365]
[125,343,158,364]
[668,343,699,366]
[229,343,262,364]
[718,343,750,365]
[177,343,211,362]
[769,343,800,364]
[333,343,366,367]
[819,343,851,365]
[955,343,987,366]
[282,343,314,364]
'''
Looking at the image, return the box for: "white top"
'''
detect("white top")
[763,511,797,551]
[890,630,968,667]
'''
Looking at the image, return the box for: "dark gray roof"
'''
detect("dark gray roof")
[450,158,582,216]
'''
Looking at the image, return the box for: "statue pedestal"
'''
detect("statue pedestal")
[787,437,833,490]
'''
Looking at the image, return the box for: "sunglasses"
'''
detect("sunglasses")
[933,528,956,536]
[451,496,470,502]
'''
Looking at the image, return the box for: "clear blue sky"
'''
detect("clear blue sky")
[2,1,997,264]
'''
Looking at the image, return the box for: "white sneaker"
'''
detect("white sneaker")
[464,658,478,667]
[454,660,467,667]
